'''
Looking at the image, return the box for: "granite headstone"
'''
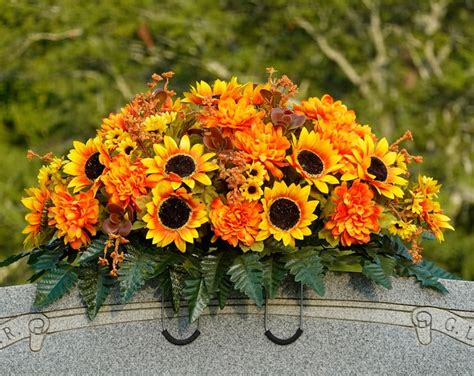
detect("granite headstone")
[0,273,472,375]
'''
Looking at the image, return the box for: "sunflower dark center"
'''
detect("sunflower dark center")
[297,150,324,176]
[158,197,191,230]
[249,169,258,177]
[248,185,257,194]
[368,156,388,182]
[269,198,300,231]
[165,154,196,178]
[84,152,105,181]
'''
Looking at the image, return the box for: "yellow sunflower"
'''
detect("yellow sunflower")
[240,179,263,201]
[183,77,242,105]
[347,135,408,199]
[287,128,342,193]
[143,182,208,252]
[256,181,319,247]
[21,187,52,248]
[244,161,267,182]
[63,137,109,193]
[142,135,218,190]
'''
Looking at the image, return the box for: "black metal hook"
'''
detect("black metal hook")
[161,291,200,346]
[264,283,304,345]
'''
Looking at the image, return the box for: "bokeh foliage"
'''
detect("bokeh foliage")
[0,0,472,285]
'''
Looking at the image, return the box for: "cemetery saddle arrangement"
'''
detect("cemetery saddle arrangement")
[2,70,456,323]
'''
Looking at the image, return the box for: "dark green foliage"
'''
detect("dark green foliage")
[0,251,31,267]
[34,264,78,308]
[217,275,233,309]
[183,275,210,323]
[362,260,392,289]
[283,248,325,296]
[78,265,113,320]
[118,244,158,303]
[262,255,287,299]
[200,253,232,295]
[228,253,264,306]
[78,238,107,265]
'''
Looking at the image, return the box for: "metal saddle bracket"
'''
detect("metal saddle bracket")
[264,283,304,345]
[160,291,200,346]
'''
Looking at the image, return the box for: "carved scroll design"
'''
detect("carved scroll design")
[0,300,472,352]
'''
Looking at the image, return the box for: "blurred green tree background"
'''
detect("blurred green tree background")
[0,0,472,285]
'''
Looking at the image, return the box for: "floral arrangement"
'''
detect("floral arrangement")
[2,69,455,321]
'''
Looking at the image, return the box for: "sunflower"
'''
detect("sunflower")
[287,128,342,193]
[102,155,152,210]
[49,187,99,250]
[63,137,109,193]
[346,135,408,199]
[143,182,208,252]
[388,220,418,240]
[240,179,263,201]
[209,195,263,250]
[244,161,267,182]
[324,180,381,247]
[256,181,318,247]
[233,122,290,180]
[183,77,242,105]
[142,135,218,190]
[21,187,52,248]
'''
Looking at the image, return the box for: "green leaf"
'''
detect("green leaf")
[262,256,287,299]
[201,253,231,295]
[0,251,31,267]
[419,260,460,280]
[402,261,449,294]
[79,237,106,265]
[283,249,325,296]
[379,256,396,277]
[34,264,78,308]
[217,274,232,309]
[152,252,182,277]
[227,253,264,306]
[118,244,158,303]
[78,265,113,320]
[183,275,210,322]
[362,261,392,289]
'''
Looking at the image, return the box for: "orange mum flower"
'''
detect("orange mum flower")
[102,155,152,210]
[209,196,263,250]
[198,98,264,136]
[21,187,52,248]
[143,182,208,252]
[325,181,382,247]
[49,188,99,250]
[63,137,110,193]
[233,122,290,179]
[294,95,356,127]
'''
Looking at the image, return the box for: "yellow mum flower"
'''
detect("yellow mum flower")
[143,112,177,133]
[143,182,208,252]
[142,135,218,190]
[287,128,342,194]
[256,181,319,247]
[37,157,65,189]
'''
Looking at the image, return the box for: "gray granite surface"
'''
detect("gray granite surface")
[0,273,472,375]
